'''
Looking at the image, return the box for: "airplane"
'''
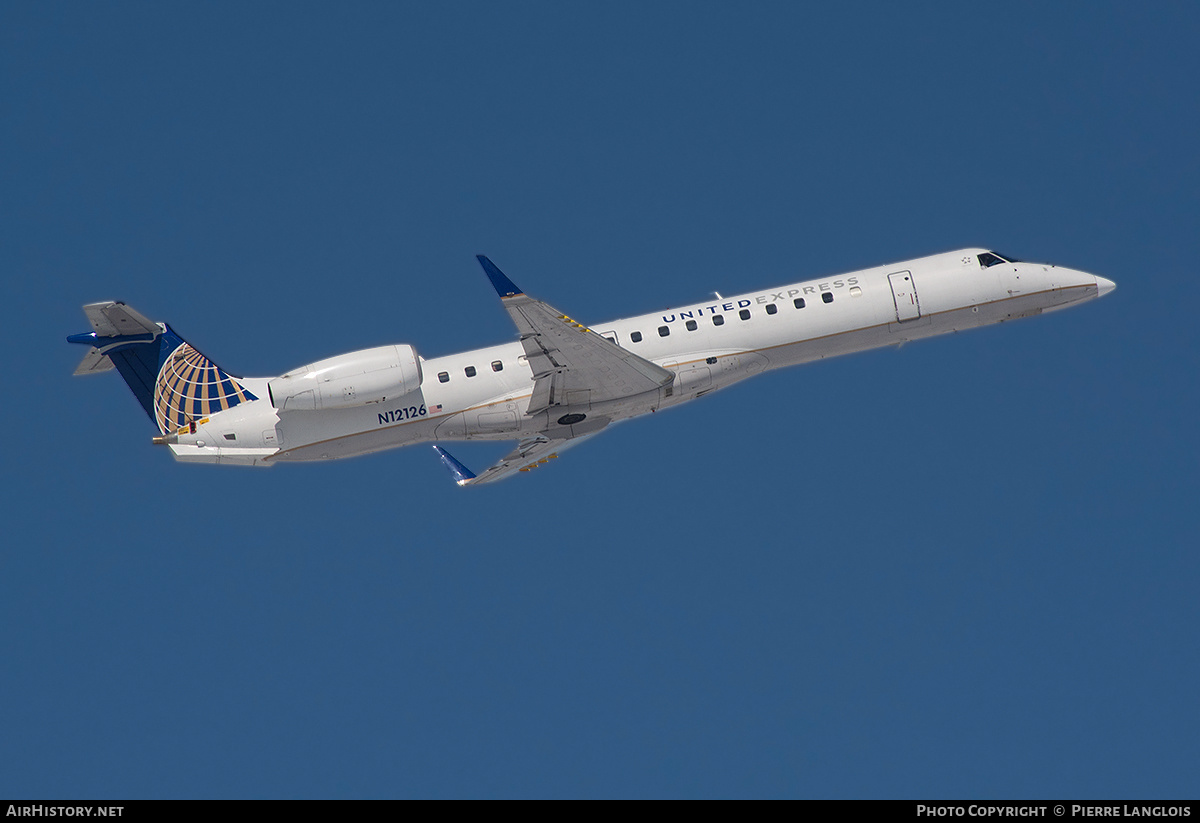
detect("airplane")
[68,249,1116,485]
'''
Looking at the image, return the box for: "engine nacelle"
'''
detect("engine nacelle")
[268,344,423,411]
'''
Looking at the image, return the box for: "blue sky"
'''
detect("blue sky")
[2,1,1197,798]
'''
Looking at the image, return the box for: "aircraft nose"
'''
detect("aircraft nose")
[1094,275,1117,297]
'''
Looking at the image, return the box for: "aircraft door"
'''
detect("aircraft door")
[888,271,921,322]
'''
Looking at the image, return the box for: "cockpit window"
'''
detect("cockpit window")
[978,252,1009,268]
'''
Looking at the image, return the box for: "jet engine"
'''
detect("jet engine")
[268,345,422,411]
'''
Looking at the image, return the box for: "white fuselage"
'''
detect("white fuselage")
[167,248,1113,466]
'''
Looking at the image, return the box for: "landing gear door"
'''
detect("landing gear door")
[888,271,921,322]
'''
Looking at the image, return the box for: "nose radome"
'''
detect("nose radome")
[1094,275,1117,297]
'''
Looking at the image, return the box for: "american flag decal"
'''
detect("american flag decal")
[430,404,443,413]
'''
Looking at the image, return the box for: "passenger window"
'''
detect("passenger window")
[705,356,718,365]
[713,315,725,326]
[794,298,806,309]
[766,304,778,315]
[658,326,670,337]
[686,320,698,331]
[822,292,833,303]
[438,372,450,383]
[739,309,751,320]
[631,331,643,343]
[491,361,503,372]
[465,366,477,377]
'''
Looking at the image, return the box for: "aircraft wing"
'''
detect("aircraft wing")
[477,256,673,414]
[433,430,604,487]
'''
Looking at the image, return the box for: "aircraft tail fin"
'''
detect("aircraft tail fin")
[67,302,258,435]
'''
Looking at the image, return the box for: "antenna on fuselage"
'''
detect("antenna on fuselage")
[713,292,723,300]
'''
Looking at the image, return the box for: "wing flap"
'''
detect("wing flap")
[73,348,116,375]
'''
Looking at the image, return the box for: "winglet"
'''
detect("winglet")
[476,255,523,298]
[433,445,477,487]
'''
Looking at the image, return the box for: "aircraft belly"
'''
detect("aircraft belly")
[475,409,521,432]
[169,444,277,466]
[271,416,436,461]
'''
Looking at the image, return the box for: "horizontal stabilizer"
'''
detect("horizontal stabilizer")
[83,301,160,338]
[73,348,116,376]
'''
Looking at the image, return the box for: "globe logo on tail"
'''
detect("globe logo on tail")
[153,343,257,434]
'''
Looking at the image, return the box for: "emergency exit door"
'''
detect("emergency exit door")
[888,271,921,322]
